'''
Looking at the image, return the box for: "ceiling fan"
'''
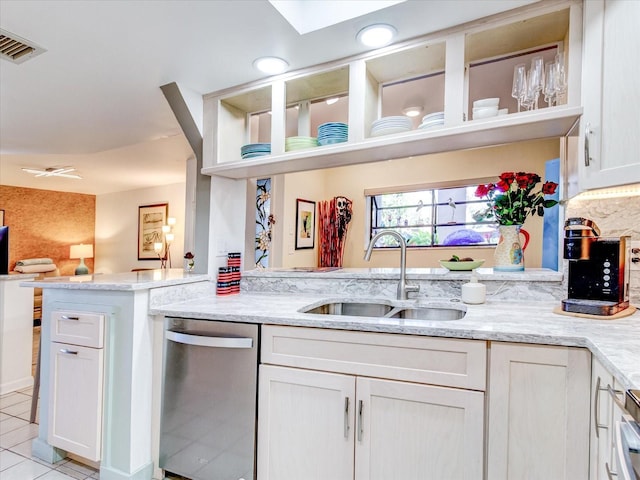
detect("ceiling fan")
[21,166,82,179]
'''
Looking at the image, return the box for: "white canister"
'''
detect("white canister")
[461,273,486,304]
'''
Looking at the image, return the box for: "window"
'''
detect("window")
[367,181,499,248]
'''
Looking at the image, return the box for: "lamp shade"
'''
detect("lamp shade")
[70,244,94,259]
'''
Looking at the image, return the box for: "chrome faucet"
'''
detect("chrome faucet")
[364,230,420,300]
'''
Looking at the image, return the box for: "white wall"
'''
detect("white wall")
[95,183,186,274]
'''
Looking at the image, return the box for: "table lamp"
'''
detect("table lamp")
[70,244,94,275]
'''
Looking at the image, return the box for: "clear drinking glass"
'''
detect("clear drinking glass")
[512,63,527,112]
[554,53,567,103]
[544,61,557,107]
[529,56,544,110]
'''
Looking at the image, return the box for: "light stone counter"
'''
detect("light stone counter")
[151,291,640,390]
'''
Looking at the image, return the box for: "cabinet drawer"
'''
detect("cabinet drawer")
[51,311,104,348]
[261,326,486,390]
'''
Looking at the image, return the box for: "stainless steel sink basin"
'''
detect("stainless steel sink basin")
[302,300,465,321]
[304,300,394,317]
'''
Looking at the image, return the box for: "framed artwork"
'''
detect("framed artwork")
[138,203,168,260]
[295,198,315,249]
[0,210,4,226]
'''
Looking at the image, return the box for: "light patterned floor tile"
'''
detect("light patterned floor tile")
[0,393,30,409]
[54,464,90,480]
[8,437,36,459]
[0,449,26,471]
[63,459,98,476]
[1,398,32,417]
[0,457,51,479]
[38,471,82,480]
[0,415,30,434]
[0,412,11,421]
[0,422,39,449]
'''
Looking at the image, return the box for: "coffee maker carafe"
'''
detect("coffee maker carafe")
[562,217,630,315]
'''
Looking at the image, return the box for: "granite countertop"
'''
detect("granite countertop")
[151,291,640,390]
[1,273,38,281]
[21,268,210,291]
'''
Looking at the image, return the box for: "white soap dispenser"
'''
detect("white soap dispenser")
[461,272,486,304]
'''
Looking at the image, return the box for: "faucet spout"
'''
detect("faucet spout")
[364,230,420,300]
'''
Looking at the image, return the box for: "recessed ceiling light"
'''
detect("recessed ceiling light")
[356,24,397,48]
[253,56,289,75]
[402,106,423,117]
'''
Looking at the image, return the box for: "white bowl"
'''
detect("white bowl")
[473,97,500,108]
[472,105,498,113]
[473,108,499,120]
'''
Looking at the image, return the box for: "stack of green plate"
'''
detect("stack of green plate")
[285,136,318,152]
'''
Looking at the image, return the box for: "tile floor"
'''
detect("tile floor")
[1,325,100,479]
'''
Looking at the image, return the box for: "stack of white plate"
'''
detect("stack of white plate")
[241,143,271,159]
[418,111,444,130]
[370,116,413,137]
[317,122,348,146]
[472,98,500,120]
[285,136,318,152]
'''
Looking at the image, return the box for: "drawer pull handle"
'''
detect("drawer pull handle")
[61,315,80,321]
[357,400,364,442]
[584,124,592,167]
[59,349,78,355]
[595,376,608,438]
[344,397,350,439]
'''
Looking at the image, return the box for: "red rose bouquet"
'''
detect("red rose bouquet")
[475,172,558,225]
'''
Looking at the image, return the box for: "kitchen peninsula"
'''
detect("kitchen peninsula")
[27,267,640,480]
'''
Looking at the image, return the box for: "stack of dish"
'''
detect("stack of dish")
[472,98,507,120]
[418,111,445,130]
[240,143,271,159]
[370,116,413,137]
[317,122,348,146]
[285,136,318,152]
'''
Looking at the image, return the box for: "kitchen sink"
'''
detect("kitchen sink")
[302,300,466,321]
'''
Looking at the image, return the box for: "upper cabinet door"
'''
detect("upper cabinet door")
[581,0,640,190]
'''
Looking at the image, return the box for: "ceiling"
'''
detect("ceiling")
[0,0,536,195]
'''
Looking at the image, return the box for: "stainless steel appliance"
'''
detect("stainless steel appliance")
[611,389,640,480]
[160,318,259,480]
[562,217,630,315]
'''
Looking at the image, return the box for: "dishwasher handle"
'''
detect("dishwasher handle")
[166,330,253,349]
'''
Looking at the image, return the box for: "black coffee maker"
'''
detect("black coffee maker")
[562,217,630,315]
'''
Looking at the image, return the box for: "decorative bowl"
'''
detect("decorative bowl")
[439,259,485,271]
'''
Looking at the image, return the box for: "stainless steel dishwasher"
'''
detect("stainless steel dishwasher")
[160,318,259,480]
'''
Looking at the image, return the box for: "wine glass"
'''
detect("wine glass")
[512,63,527,112]
[529,56,545,109]
[554,53,567,104]
[544,61,557,107]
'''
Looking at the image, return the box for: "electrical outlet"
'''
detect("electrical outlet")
[630,241,640,271]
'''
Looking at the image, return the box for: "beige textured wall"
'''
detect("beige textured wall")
[278,138,560,269]
[0,185,96,275]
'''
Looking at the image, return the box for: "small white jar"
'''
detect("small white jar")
[461,273,486,304]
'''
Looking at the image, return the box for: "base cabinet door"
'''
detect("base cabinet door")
[355,377,484,480]
[258,365,485,480]
[257,364,355,480]
[487,342,591,480]
[48,342,104,461]
[591,357,615,480]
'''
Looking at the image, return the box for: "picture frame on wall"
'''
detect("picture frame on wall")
[295,198,315,250]
[138,203,168,260]
[0,210,4,226]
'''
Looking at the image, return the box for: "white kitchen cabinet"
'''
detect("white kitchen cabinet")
[47,310,104,462]
[486,342,591,480]
[258,326,486,480]
[591,357,616,480]
[258,365,484,480]
[202,1,583,180]
[580,0,640,190]
[257,365,355,480]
